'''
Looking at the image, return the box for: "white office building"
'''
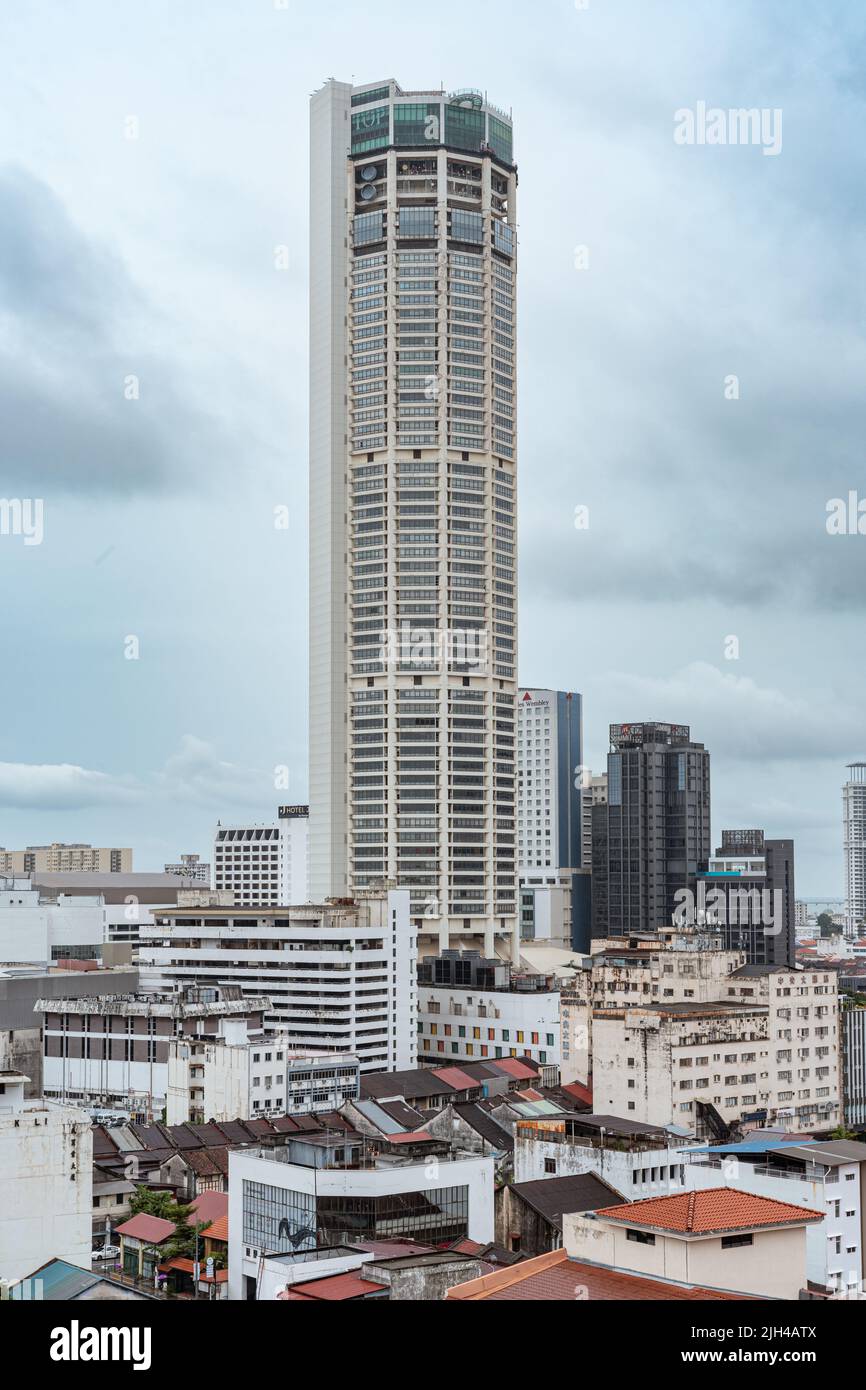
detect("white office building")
[228,1136,494,1300]
[139,888,417,1075]
[0,878,104,966]
[844,763,866,930]
[0,1072,92,1283]
[213,807,308,907]
[308,79,518,959]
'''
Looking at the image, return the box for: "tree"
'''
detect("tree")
[129,1185,194,1226]
[817,912,836,937]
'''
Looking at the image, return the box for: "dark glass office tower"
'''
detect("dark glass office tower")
[592,722,711,936]
[697,829,796,966]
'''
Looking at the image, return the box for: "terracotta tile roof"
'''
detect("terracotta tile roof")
[445,1249,757,1301]
[279,1271,388,1301]
[596,1187,824,1234]
[201,1213,228,1243]
[116,1213,176,1244]
[561,1081,593,1107]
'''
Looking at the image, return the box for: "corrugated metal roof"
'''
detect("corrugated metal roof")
[353,1098,406,1134]
[430,1065,480,1090]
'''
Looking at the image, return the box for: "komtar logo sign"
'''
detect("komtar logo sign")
[50,1320,152,1371]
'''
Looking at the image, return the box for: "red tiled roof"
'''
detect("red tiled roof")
[515,1088,544,1101]
[280,1272,387,1301]
[445,1249,757,1301]
[188,1191,228,1227]
[203,1214,228,1243]
[596,1187,824,1235]
[431,1066,480,1090]
[382,1130,434,1144]
[492,1058,537,1081]
[562,1081,593,1106]
[116,1213,176,1244]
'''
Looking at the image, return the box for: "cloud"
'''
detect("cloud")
[0,737,269,814]
[0,166,241,496]
[0,760,141,811]
[598,661,862,763]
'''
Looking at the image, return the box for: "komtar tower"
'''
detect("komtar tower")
[308,80,518,959]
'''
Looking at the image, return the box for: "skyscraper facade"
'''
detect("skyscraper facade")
[697,828,796,967]
[592,722,711,937]
[844,763,866,929]
[309,80,519,959]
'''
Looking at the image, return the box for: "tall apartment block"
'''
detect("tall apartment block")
[213,807,309,907]
[517,688,590,948]
[592,722,711,937]
[844,763,866,929]
[0,844,132,874]
[164,853,211,884]
[697,829,795,967]
[309,80,518,959]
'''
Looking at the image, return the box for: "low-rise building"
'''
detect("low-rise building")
[0,1072,92,1283]
[166,1033,360,1124]
[683,1136,866,1296]
[418,951,560,1069]
[563,1187,822,1301]
[228,1133,495,1301]
[36,987,269,1120]
[495,1171,621,1257]
[512,1111,695,1199]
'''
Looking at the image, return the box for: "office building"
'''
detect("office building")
[844,763,866,930]
[696,829,795,966]
[228,1130,494,1300]
[308,79,518,959]
[139,888,417,1074]
[517,688,590,949]
[213,806,309,907]
[592,722,711,937]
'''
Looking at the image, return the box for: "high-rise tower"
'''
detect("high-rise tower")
[309,80,518,959]
[844,763,866,930]
[592,722,711,936]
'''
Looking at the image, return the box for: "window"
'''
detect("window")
[721,1233,753,1249]
[354,211,385,247]
[451,209,483,244]
[626,1229,655,1246]
[399,207,436,240]
[544,1158,556,1175]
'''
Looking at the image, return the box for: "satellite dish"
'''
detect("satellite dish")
[360,184,377,201]
[360,164,378,182]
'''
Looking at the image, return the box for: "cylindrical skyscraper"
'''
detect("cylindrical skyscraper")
[309,79,518,959]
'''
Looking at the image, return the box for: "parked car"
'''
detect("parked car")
[91,1245,120,1261]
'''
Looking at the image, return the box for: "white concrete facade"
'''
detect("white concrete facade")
[166,1033,360,1124]
[0,1073,92,1283]
[139,889,417,1074]
[213,812,308,907]
[309,79,519,959]
[418,982,560,1068]
[0,879,104,965]
[228,1142,494,1300]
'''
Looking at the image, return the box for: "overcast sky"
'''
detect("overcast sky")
[0,0,863,893]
